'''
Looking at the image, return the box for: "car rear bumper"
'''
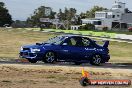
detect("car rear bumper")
[101,54,110,63]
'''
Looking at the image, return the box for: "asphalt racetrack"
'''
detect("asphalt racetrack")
[0,59,132,70]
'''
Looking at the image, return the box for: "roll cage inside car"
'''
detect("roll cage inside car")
[60,36,96,47]
[41,35,96,47]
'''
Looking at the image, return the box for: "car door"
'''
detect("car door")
[58,37,82,61]
[77,37,96,61]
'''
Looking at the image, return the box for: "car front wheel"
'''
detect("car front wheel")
[90,54,102,66]
[43,51,56,63]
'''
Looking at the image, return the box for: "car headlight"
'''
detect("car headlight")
[20,47,23,51]
[31,48,41,53]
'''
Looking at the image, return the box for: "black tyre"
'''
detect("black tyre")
[43,51,56,63]
[28,59,37,63]
[90,54,102,66]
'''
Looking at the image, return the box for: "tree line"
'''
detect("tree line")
[26,6,107,27]
[0,1,107,27]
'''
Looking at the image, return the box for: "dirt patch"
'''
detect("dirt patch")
[0,64,131,88]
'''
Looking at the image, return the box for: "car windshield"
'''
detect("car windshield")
[44,36,66,45]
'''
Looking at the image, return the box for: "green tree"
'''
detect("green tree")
[83,6,107,18]
[27,6,56,27]
[0,2,12,27]
[57,7,77,27]
[56,7,77,29]
[80,12,86,19]
[57,9,65,21]
[57,7,77,21]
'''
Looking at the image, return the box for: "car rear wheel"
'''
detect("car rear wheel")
[90,54,102,66]
[43,51,56,63]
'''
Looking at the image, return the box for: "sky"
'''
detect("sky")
[1,0,131,21]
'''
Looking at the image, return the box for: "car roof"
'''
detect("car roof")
[60,34,83,38]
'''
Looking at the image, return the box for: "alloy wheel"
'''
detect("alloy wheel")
[93,55,101,65]
[45,52,55,63]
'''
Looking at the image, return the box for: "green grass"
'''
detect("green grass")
[0,28,132,63]
[0,28,58,59]
[24,28,116,38]
[109,42,132,63]
[26,28,132,38]
[50,29,116,38]
[62,29,114,37]
[25,28,132,35]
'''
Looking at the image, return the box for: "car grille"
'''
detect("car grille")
[20,52,29,56]
[20,52,37,57]
[23,48,30,51]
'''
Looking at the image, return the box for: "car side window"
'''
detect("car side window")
[82,38,91,47]
[64,37,92,47]
[67,38,77,46]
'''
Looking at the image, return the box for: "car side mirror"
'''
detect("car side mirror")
[62,43,68,46]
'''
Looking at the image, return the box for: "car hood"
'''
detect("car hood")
[22,43,52,49]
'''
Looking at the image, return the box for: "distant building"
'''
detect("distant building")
[82,1,132,30]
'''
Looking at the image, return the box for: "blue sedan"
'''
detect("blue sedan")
[19,35,110,65]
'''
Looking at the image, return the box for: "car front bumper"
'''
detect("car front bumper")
[19,50,44,60]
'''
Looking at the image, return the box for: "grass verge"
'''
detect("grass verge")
[0,28,131,63]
